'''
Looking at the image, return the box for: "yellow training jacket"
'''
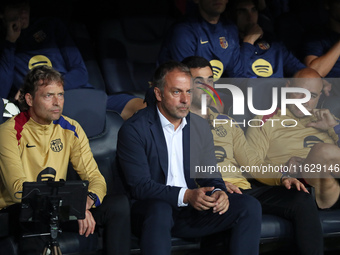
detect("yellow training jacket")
[0,111,106,210]
[208,108,258,189]
[246,108,340,186]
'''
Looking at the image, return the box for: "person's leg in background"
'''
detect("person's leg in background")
[91,194,131,255]
[244,186,323,255]
[131,200,175,255]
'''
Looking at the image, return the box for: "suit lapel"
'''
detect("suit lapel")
[183,113,196,189]
[149,107,196,188]
[149,106,168,178]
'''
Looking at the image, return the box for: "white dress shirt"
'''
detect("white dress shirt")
[157,107,188,207]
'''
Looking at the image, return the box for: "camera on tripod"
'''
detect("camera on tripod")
[19,167,89,255]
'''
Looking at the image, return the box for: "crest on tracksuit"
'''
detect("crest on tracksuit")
[219,37,228,49]
[257,41,271,50]
[215,126,228,137]
[50,139,63,152]
[33,30,47,43]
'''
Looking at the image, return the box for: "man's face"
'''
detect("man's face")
[195,0,228,18]
[235,1,258,33]
[190,66,214,108]
[2,2,30,29]
[26,81,64,125]
[155,70,192,123]
[286,78,323,118]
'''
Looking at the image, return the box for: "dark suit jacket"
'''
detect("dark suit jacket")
[117,104,227,208]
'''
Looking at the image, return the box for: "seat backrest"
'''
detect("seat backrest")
[62,89,125,195]
[63,88,107,138]
[69,22,106,91]
[97,16,175,94]
[89,111,125,195]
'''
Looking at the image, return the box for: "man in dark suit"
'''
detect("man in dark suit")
[117,61,262,255]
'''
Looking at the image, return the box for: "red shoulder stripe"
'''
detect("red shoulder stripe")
[261,108,279,123]
[14,112,30,145]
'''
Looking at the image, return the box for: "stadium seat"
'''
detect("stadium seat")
[56,88,125,254]
[62,88,126,196]
[69,22,106,92]
[275,13,306,59]
[97,0,177,18]
[97,16,175,95]
[57,88,124,254]
[320,209,340,251]
[63,88,107,138]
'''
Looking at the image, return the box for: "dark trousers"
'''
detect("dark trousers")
[243,186,323,255]
[131,193,262,255]
[3,194,130,255]
[91,194,131,255]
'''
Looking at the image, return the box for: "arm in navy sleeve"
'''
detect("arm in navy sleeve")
[281,42,305,77]
[302,35,324,59]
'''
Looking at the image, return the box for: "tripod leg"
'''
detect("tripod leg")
[43,246,49,255]
[50,243,62,255]
[53,245,62,255]
[53,245,58,255]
